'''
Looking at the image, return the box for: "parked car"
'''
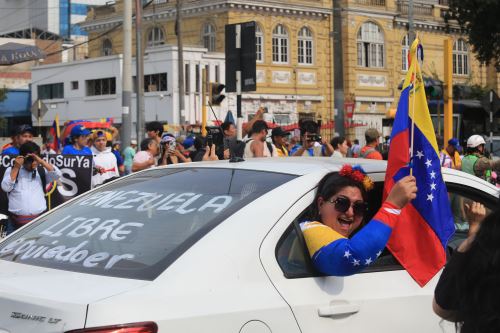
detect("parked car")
[0,158,497,333]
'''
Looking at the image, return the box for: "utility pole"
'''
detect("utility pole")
[121,0,133,148]
[135,0,145,141]
[408,0,415,43]
[443,38,453,144]
[176,0,185,133]
[333,0,344,137]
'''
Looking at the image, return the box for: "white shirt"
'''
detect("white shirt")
[331,150,344,158]
[91,146,120,187]
[1,166,61,215]
[243,139,278,158]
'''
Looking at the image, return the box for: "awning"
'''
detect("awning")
[0,89,31,117]
[0,42,45,65]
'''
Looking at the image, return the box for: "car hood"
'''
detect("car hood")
[0,260,148,333]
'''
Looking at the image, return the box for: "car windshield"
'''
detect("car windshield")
[0,167,295,280]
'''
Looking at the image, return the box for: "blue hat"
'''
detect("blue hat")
[71,125,91,137]
[183,136,195,149]
[448,138,460,148]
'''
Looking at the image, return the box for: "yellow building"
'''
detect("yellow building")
[83,0,334,129]
[82,0,498,138]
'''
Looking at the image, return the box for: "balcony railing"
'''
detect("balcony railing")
[438,0,449,5]
[354,0,386,7]
[397,1,434,16]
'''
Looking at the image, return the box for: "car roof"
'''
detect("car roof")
[159,158,499,193]
[161,157,388,176]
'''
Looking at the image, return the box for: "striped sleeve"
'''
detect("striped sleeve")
[301,202,401,276]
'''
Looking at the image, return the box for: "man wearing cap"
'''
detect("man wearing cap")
[123,139,137,175]
[360,128,383,160]
[62,125,92,155]
[462,135,500,182]
[1,125,35,155]
[439,138,462,170]
[271,127,289,157]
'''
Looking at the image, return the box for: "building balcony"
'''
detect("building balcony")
[397,0,434,16]
[438,0,449,5]
[354,0,386,7]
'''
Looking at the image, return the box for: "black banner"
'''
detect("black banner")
[0,154,93,211]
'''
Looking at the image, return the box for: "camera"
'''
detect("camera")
[306,134,322,142]
[24,155,34,164]
[205,126,223,147]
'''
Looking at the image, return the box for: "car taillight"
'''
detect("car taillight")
[65,321,158,333]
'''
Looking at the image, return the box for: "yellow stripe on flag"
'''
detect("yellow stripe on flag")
[402,38,439,156]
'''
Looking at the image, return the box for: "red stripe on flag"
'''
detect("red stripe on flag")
[384,129,410,199]
[387,204,446,287]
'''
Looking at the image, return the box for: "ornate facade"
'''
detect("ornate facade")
[81,0,498,137]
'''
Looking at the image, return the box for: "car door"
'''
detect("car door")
[260,172,497,333]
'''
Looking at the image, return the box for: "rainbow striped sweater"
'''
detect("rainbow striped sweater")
[300,202,401,276]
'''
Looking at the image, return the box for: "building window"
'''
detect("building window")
[38,83,64,99]
[401,34,409,71]
[203,23,216,52]
[298,26,314,65]
[453,39,469,76]
[215,65,220,82]
[86,78,116,96]
[272,24,289,64]
[144,73,167,92]
[71,81,79,90]
[102,38,112,56]
[256,24,264,62]
[357,22,385,68]
[185,64,190,94]
[147,26,165,48]
[205,64,210,82]
[195,65,200,93]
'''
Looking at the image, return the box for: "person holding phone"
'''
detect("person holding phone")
[1,142,61,231]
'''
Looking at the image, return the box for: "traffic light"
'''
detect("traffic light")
[209,82,225,106]
[425,83,443,100]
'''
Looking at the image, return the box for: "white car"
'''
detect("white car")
[0,158,497,333]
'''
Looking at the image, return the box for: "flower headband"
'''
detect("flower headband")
[339,164,374,191]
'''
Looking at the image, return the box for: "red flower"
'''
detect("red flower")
[351,170,365,182]
[339,164,353,176]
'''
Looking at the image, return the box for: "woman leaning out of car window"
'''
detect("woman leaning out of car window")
[433,202,500,333]
[301,164,417,276]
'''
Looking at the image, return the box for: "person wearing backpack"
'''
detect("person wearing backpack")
[243,120,277,158]
[360,128,383,160]
[1,141,61,231]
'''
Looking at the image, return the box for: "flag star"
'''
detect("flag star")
[430,182,437,190]
[365,258,373,265]
[344,250,352,258]
[416,151,424,159]
[376,250,383,257]
[430,171,436,179]
[425,159,432,168]
[352,258,360,266]
[427,193,434,202]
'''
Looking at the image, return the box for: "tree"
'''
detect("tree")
[0,87,6,102]
[447,0,500,68]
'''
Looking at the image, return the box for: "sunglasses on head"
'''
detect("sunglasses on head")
[328,196,368,217]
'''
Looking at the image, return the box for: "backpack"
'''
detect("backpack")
[232,139,274,158]
[0,166,47,216]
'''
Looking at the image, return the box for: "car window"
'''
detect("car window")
[276,180,498,278]
[0,168,295,280]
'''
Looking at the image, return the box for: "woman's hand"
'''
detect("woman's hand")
[464,201,485,236]
[386,175,417,209]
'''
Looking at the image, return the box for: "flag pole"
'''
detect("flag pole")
[409,37,420,176]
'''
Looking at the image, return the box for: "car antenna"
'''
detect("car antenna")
[207,101,244,163]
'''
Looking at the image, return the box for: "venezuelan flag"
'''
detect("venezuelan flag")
[383,38,455,287]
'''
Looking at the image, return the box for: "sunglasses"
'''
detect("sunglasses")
[328,196,368,217]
